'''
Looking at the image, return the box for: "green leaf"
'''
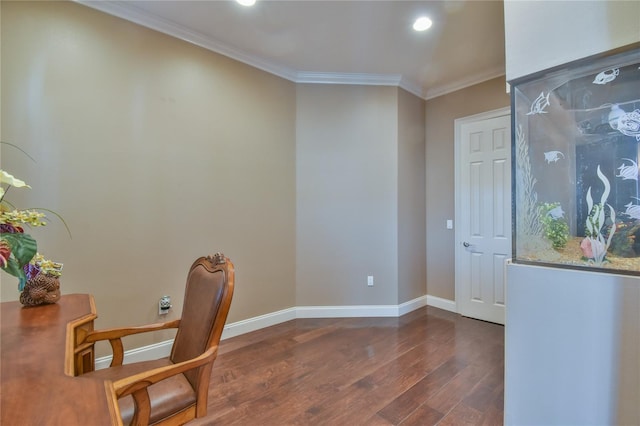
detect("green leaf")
[1,232,37,267]
[4,233,37,265]
[1,233,37,291]
[2,257,27,290]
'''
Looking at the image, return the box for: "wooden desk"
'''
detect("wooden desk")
[1,294,120,425]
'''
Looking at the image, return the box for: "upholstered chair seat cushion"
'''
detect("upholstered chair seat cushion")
[84,358,196,425]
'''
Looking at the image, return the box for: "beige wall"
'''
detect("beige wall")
[295,85,426,307]
[295,84,400,305]
[398,89,426,303]
[425,76,509,301]
[1,1,296,352]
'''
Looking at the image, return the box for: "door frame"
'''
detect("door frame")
[454,106,511,317]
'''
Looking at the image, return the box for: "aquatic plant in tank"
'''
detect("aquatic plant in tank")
[539,202,569,250]
[582,166,616,266]
[511,44,640,275]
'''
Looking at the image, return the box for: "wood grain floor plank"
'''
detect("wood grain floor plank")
[436,403,484,426]
[376,357,467,424]
[189,306,504,426]
[462,364,504,413]
[396,404,444,426]
[421,363,487,415]
[364,413,396,426]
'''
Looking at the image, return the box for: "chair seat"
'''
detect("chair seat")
[84,359,197,425]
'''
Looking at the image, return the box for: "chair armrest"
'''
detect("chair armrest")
[108,346,218,426]
[84,319,181,342]
[82,319,181,367]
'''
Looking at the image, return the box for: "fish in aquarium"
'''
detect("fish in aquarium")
[527,92,550,115]
[544,150,565,163]
[623,199,640,220]
[546,205,565,219]
[608,104,626,126]
[616,158,638,180]
[613,109,640,141]
[592,68,619,85]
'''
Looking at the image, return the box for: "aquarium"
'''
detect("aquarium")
[512,44,640,275]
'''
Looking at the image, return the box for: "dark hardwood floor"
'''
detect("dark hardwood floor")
[191,306,504,426]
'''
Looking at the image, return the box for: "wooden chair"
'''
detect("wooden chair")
[81,253,235,426]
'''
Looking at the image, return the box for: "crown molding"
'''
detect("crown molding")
[296,71,401,87]
[424,66,506,100]
[295,72,429,99]
[76,0,501,101]
[398,77,427,99]
[295,71,403,86]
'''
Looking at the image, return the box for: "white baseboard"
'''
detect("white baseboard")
[221,307,296,340]
[296,304,398,318]
[426,295,457,313]
[399,295,428,316]
[95,295,430,369]
[296,295,428,318]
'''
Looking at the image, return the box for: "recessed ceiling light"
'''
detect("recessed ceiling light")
[236,0,256,6]
[413,16,433,32]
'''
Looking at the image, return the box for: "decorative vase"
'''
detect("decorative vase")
[19,274,61,306]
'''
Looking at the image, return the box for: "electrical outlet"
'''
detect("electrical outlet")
[367,276,374,287]
[159,296,172,315]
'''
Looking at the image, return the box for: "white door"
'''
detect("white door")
[455,108,511,325]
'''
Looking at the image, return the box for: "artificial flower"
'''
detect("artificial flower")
[1,162,64,290]
[0,170,31,188]
[0,170,30,199]
[0,240,10,268]
[0,209,47,227]
[28,253,63,278]
[0,223,24,233]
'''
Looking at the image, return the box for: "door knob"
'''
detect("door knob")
[463,242,470,247]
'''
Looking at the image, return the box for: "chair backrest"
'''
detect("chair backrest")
[170,253,234,389]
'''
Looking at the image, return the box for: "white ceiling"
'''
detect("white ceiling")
[78,0,506,99]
